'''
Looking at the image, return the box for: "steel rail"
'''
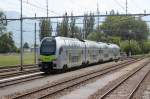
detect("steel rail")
[127,70,150,99]
[11,59,141,99]
[99,59,150,99]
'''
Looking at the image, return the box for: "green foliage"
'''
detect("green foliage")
[59,13,69,37]
[56,23,61,36]
[120,40,141,55]
[56,12,81,38]
[96,14,150,55]
[142,41,150,53]
[87,32,107,42]
[108,36,121,46]
[23,42,30,49]
[70,13,76,37]
[100,16,149,41]
[83,13,95,39]
[0,11,17,53]
[39,19,52,40]
[72,26,82,39]
[0,32,17,53]
[0,11,6,36]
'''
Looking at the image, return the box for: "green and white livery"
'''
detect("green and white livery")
[39,36,120,73]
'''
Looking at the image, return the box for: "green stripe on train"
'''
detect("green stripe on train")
[40,55,56,62]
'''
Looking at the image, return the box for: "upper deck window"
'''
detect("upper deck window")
[40,38,56,55]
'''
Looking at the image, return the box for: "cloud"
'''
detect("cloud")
[0,0,149,17]
[1,0,150,46]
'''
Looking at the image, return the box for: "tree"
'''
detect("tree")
[0,32,17,53]
[142,41,150,54]
[39,19,52,41]
[59,12,69,37]
[108,36,121,46]
[70,13,76,37]
[120,40,141,55]
[0,11,17,53]
[0,11,6,36]
[87,32,107,42]
[100,16,149,41]
[56,23,61,36]
[83,13,95,39]
[23,42,29,49]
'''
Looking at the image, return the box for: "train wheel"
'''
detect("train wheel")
[115,59,119,62]
[81,62,86,67]
[86,61,89,66]
[62,65,68,73]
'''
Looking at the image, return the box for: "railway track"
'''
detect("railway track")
[126,71,150,99]
[7,58,145,99]
[0,59,134,89]
[0,64,38,73]
[0,64,40,79]
[0,72,44,88]
[0,68,40,79]
[95,59,150,99]
[0,58,134,79]
[0,60,130,88]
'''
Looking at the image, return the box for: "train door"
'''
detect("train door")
[84,44,87,64]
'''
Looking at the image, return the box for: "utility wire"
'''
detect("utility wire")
[113,0,126,11]
[19,0,59,15]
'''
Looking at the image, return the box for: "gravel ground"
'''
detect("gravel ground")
[57,59,148,99]
[0,61,122,97]
[142,72,150,99]
[102,61,150,99]
[131,70,150,99]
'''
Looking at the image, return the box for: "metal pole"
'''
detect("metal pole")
[34,14,37,64]
[46,0,48,17]
[126,0,128,15]
[20,0,23,71]
[128,37,131,57]
[97,0,100,33]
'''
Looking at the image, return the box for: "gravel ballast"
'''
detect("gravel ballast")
[0,61,124,97]
[58,59,149,99]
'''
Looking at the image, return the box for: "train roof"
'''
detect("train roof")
[41,37,120,49]
[107,43,120,49]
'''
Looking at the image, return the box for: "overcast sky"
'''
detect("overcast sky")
[0,0,150,17]
[0,0,150,46]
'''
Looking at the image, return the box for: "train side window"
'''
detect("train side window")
[82,50,83,54]
[99,48,103,53]
[99,49,101,53]
[59,47,63,55]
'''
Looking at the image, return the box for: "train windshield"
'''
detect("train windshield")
[40,38,56,55]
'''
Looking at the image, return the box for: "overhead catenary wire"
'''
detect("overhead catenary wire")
[2,13,150,21]
[18,0,59,15]
[113,0,126,11]
[23,0,58,15]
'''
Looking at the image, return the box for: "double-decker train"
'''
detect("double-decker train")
[38,36,120,73]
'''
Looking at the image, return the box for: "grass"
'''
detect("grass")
[0,53,35,67]
[131,54,147,59]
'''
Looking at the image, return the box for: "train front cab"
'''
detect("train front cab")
[39,37,57,73]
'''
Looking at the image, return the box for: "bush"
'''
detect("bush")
[108,36,121,46]
[87,32,107,42]
[142,41,150,54]
[0,32,17,53]
[120,40,141,55]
